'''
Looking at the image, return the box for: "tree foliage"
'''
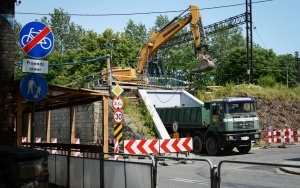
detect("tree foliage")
[14,8,299,88]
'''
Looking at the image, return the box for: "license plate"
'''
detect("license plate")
[241,136,249,140]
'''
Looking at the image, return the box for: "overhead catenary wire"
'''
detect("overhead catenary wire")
[15,0,276,17]
[253,23,267,48]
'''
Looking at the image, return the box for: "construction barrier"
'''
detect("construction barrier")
[124,137,193,155]
[57,150,68,156]
[35,137,41,143]
[265,129,299,146]
[82,152,100,159]
[114,139,119,161]
[74,138,81,157]
[96,138,115,145]
[51,138,58,154]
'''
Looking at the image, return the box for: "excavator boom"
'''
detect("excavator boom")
[137,5,214,74]
[102,5,214,86]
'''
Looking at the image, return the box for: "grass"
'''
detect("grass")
[123,97,157,139]
[197,83,300,102]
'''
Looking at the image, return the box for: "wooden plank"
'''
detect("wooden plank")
[70,106,75,144]
[70,106,75,156]
[102,96,109,159]
[27,113,31,142]
[46,110,51,143]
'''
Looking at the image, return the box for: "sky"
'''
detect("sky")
[15,0,299,56]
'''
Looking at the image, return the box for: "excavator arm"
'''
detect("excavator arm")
[137,5,214,74]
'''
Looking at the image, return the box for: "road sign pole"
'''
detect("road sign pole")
[30,102,35,148]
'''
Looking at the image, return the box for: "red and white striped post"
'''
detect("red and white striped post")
[114,139,119,161]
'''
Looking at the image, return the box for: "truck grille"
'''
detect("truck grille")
[233,121,254,130]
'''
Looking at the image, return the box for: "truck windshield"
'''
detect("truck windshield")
[225,102,256,114]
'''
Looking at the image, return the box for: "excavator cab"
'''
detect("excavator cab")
[193,52,215,72]
[147,59,165,76]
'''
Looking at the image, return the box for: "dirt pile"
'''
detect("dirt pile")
[256,97,300,135]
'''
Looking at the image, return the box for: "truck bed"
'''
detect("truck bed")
[156,106,210,128]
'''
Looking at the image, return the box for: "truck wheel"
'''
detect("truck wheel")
[193,135,204,153]
[237,144,251,154]
[206,137,220,156]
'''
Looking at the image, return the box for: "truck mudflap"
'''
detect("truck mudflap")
[217,132,261,147]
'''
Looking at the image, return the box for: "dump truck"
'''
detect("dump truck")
[155,96,261,156]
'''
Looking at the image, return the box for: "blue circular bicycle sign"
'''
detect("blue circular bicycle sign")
[19,21,54,59]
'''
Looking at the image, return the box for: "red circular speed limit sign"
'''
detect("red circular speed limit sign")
[112,97,124,110]
[113,110,124,124]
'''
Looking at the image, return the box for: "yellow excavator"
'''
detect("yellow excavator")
[102,5,214,85]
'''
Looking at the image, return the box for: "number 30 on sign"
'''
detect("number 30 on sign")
[113,110,124,124]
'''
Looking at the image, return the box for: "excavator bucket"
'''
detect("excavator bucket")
[192,53,215,72]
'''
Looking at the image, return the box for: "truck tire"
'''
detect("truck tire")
[237,144,251,154]
[193,135,204,153]
[206,137,220,156]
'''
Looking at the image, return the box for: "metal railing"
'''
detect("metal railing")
[22,143,300,188]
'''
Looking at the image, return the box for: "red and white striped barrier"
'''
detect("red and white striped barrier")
[57,150,68,156]
[265,129,299,145]
[83,152,100,159]
[124,137,193,155]
[22,137,28,147]
[96,138,115,145]
[35,137,41,143]
[159,137,193,153]
[114,139,119,161]
[51,138,58,154]
[74,138,81,157]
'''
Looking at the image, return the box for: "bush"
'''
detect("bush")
[257,76,276,87]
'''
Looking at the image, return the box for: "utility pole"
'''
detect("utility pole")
[295,51,300,83]
[286,61,289,87]
[246,0,253,84]
[0,0,16,146]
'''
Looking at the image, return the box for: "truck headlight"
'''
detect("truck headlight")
[254,134,260,139]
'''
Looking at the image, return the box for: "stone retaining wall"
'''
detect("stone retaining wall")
[24,101,109,143]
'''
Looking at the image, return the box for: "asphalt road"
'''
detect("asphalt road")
[156,143,300,188]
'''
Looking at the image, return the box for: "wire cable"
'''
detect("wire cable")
[15,0,276,17]
[253,23,267,48]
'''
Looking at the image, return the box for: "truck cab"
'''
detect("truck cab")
[206,97,261,155]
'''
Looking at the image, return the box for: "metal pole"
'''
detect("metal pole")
[106,54,112,88]
[286,61,288,87]
[110,49,113,87]
[30,102,35,148]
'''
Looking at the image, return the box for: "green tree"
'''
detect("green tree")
[124,19,147,46]
[41,8,85,54]
[38,8,86,84]
[220,47,279,85]
[276,54,297,87]
[207,27,245,85]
